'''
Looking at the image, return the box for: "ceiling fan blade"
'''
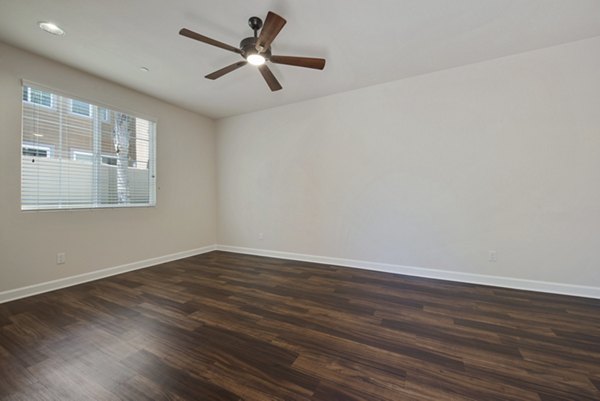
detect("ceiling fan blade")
[270,55,326,70]
[179,28,242,54]
[256,12,287,52]
[205,61,248,80]
[258,65,282,91]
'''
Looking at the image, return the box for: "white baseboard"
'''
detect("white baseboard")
[0,245,217,304]
[216,245,600,299]
[3,243,599,303]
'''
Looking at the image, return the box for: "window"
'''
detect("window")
[22,87,53,108]
[70,99,92,117]
[102,155,118,166]
[72,150,93,163]
[22,144,52,158]
[72,150,120,166]
[21,82,156,210]
[99,108,110,122]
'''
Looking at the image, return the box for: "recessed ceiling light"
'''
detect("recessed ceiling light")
[38,21,65,36]
[140,67,150,72]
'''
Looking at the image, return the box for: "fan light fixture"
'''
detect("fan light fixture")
[178,11,326,92]
[247,54,266,66]
[38,21,65,36]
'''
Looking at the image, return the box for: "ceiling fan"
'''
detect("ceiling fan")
[179,11,326,92]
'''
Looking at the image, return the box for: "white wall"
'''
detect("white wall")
[0,42,217,293]
[217,36,600,291]
[2,36,599,299]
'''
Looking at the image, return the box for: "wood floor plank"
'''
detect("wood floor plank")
[1,250,599,400]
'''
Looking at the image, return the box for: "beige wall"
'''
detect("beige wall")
[0,42,217,292]
[217,36,600,289]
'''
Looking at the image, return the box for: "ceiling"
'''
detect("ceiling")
[0,0,599,119]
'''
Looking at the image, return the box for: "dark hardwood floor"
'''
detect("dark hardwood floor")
[1,251,600,400]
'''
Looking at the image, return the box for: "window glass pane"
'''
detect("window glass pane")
[21,84,156,210]
[71,99,91,116]
[23,87,53,107]
[99,108,110,122]
[38,91,52,107]
[102,156,117,166]
[22,146,49,157]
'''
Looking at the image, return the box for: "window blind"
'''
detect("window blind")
[21,82,156,210]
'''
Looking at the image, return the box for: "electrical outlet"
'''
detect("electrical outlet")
[488,250,497,263]
[56,252,66,265]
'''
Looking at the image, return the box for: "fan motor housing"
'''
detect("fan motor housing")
[248,16,263,32]
[240,37,271,59]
